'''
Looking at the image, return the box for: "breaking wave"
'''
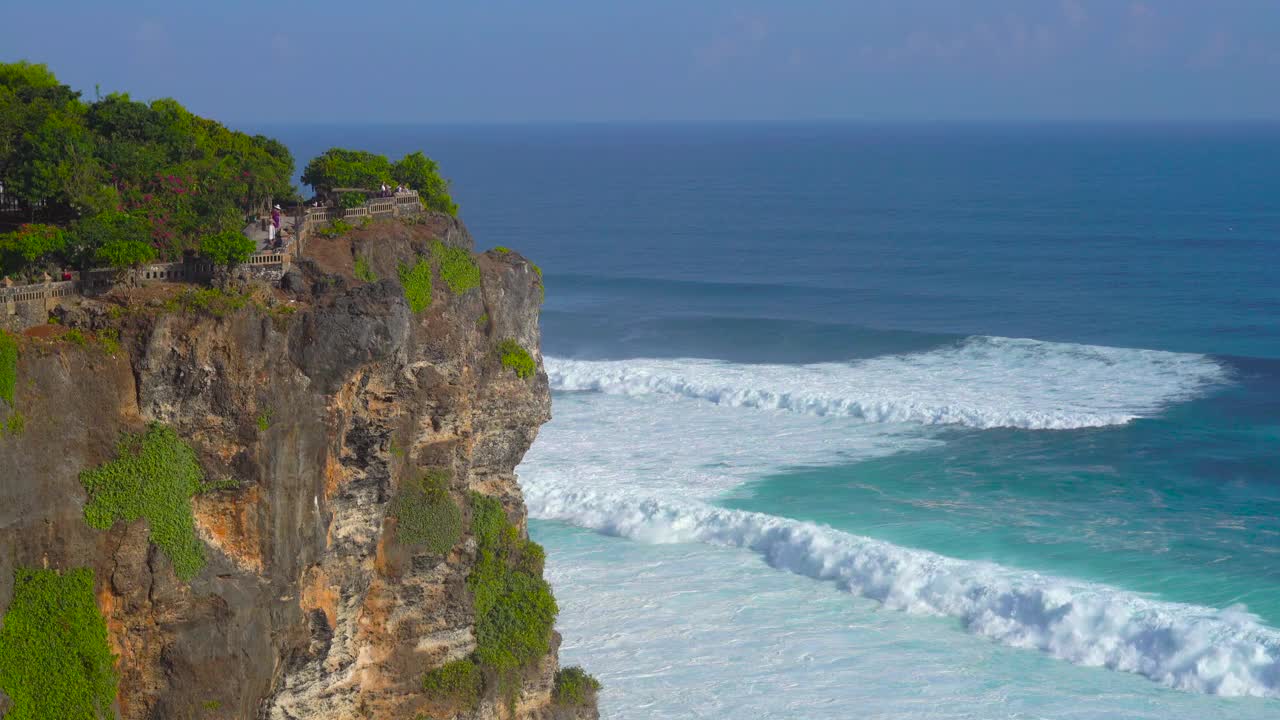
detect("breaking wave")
[526,481,1280,698]
[547,336,1228,430]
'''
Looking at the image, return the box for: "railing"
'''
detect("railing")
[1,280,76,305]
[300,190,422,237]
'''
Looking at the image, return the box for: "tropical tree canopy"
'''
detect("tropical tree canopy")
[0,61,296,275]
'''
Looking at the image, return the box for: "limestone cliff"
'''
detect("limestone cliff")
[0,214,598,720]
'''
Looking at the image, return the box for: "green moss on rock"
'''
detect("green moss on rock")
[0,330,16,407]
[497,339,535,380]
[0,568,118,720]
[398,257,433,313]
[80,423,207,581]
[421,658,482,710]
[432,240,480,295]
[354,254,377,282]
[467,493,558,672]
[393,470,463,555]
[553,666,601,707]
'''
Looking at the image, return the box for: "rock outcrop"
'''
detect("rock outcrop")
[0,214,597,719]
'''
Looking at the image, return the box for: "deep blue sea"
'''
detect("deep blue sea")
[270,124,1280,718]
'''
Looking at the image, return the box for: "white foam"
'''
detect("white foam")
[526,481,1280,698]
[524,391,936,499]
[547,336,1228,430]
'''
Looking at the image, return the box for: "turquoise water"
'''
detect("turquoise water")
[270,124,1280,717]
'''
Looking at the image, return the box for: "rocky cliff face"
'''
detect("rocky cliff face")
[0,214,597,720]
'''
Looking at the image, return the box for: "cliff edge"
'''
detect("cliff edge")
[0,214,598,720]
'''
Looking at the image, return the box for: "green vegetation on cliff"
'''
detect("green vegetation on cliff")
[497,339,535,380]
[0,567,118,720]
[421,658,482,710]
[553,666,602,706]
[0,61,295,275]
[0,330,17,406]
[353,254,377,282]
[393,470,463,555]
[398,257,433,313]
[80,423,206,581]
[431,240,480,295]
[300,148,457,216]
[200,229,257,267]
[467,492,558,672]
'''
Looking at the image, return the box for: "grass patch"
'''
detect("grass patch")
[397,257,433,313]
[497,339,535,379]
[421,658,482,710]
[0,330,16,407]
[393,470,463,555]
[64,328,88,347]
[98,328,121,356]
[4,410,25,437]
[80,423,206,581]
[353,254,378,282]
[492,246,510,254]
[257,409,272,432]
[0,567,118,720]
[553,666,601,706]
[467,493,558,672]
[316,218,354,238]
[476,313,488,328]
[168,288,251,318]
[432,240,480,295]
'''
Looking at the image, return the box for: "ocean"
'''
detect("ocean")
[268,123,1280,718]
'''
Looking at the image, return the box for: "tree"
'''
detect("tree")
[392,151,458,216]
[73,211,153,268]
[200,230,256,266]
[301,148,391,196]
[94,239,156,268]
[0,224,66,275]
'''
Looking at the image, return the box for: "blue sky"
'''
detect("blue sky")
[3,0,1278,123]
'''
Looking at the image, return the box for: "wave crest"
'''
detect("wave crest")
[547,336,1227,429]
[526,482,1280,698]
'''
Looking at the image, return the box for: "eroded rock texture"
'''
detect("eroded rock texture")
[0,214,597,720]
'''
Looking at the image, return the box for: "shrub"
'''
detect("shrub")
[0,330,16,407]
[0,224,66,276]
[5,410,26,437]
[338,192,367,209]
[392,151,458,216]
[80,423,206,581]
[431,240,480,295]
[0,567,118,720]
[64,328,88,347]
[301,148,392,195]
[316,218,354,239]
[98,328,121,356]
[392,470,463,555]
[467,493,558,672]
[492,246,510,254]
[353,255,377,283]
[553,667,601,706]
[94,238,157,269]
[200,230,256,266]
[75,211,156,268]
[421,658,481,710]
[497,339,535,379]
[398,257,432,313]
[257,409,272,432]
[171,288,250,318]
